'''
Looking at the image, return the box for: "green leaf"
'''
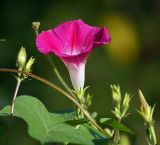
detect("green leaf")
[50,110,76,125]
[50,111,88,126]
[0,96,108,144]
[50,111,107,144]
[100,118,134,134]
[65,118,88,126]
[0,96,103,145]
[77,124,108,145]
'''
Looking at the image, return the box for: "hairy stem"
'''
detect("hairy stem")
[0,68,111,137]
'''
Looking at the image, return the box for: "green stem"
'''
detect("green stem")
[113,130,120,144]
[0,68,111,137]
[47,55,75,97]
[49,59,83,118]
[35,29,38,36]
[76,92,85,118]
[6,78,22,145]
[113,118,121,144]
[54,67,74,96]
[148,124,157,145]
[76,104,84,118]
[11,78,21,115]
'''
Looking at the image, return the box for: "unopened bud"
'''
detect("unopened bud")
[85,94,92,108]
[112,107,121,119]
[104,128,114,137]
[24,57,35,73]
[17,47,27,71]
[121,93,131,117]
[32,22,40,35]
[111,85,121,104]
[138,90,154,123]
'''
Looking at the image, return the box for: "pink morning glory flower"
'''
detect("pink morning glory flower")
[36,19,111,91]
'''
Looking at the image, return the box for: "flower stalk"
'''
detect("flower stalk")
[138,90,157,145]
[36,19,111,92]
[73,87,91,118]
[10,78,21,114]
[11,47,35,114]
[6,77,22,145]
[111,85,131,144]
[6,47,35,145]
[47,55,75,97]
[148,125,157,145]
[75,89,85,118]
[32,22,40,36]
[34,20,111,126]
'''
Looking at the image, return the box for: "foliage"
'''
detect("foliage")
[0,95,107,145]
[0,16,158,145]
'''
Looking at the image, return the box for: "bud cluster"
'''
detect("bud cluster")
[17,47,35,79]
[73,86,92,118]
[111,85,131,120]
[137,90,157,145]
[138,90,155,124]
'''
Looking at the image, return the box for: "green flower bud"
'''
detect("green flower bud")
[104,128,114,137]
[112,107,121,119]
[111,85,121,105]
[121,93,131,117]
[85,94,92,108]
[32,22,40,35]
[24,57,35,73]
[17,47,27,71]
[138,90,154,124]
[32,22,40,30]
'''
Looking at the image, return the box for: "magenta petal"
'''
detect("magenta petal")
[60,51,88,66]
[36,19,111,91]
[52,19,95,55]
[36,19,111,56]
[36,30,63,55]
[92,27,111,48]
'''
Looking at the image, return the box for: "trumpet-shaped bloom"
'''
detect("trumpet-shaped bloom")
[36,19,111,91]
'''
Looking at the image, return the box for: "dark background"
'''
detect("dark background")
[0,0,160,144]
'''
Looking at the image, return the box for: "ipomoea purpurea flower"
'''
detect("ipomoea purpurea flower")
[36,19,111,91]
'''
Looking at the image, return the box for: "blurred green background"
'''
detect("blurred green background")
[0,0,160,144]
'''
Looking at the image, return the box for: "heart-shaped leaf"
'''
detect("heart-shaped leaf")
[0,96,108,144]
